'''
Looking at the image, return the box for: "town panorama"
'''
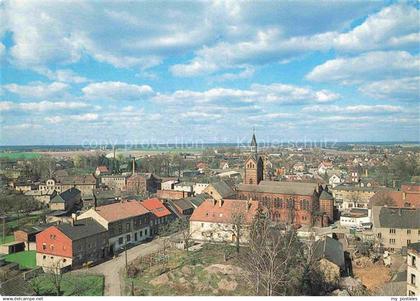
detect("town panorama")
[0,1,419,299]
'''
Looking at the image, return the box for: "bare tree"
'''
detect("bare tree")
[371,191,396,207]
[45,259,66,296]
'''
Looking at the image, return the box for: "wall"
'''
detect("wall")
[375,228,420,251]
[407,250,420,296]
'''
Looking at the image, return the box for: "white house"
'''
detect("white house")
[329,174,342,188]
[193,183,209,195]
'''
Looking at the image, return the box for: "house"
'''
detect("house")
[140,198,174,234]
[161,179,179,190]
[318,161,333,174]
[78,200,152,253]
[407,242,420,296]
[100,175,128,191]
[173,182,194,193]
[203,181,236,201]
[370,183,420,209]
[156,189,192,200]
[39,178,63,195]
[339,208,371,228]
[329,174,342,188]
[49,188,81,212]
[36,217,108,272]
[57,175,97,197]
[193,183,209,195]
[372,206,420,252]
[219,160,229,170]
[312,237,346,284]
[190,199,259,243]
[331,184,386,211]
[95,166,110,177]
[126,173,161,195]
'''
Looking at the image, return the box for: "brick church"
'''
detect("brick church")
[237,133,334,227]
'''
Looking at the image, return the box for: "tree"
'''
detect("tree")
[45,259,66,296]
[371,191,395,207]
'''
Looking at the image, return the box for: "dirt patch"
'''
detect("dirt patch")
[204,264,243,276]
[218,278,238,291]
[150,273,170,286]
[353,261,391,292]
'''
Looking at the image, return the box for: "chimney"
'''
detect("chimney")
[71,213,77,226]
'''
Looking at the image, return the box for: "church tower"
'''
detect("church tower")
[244,132,263,185]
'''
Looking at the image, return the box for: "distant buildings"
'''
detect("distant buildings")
[49,188,81,212]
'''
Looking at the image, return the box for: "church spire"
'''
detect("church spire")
[250,128,257,156]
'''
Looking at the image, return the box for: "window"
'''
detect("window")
[411,255,416,267]
[50,244,54,250]
[407,229,411,235]
[409,290,416,296]
[407,240,411,245]
[389,228,396,234]
[126,234,131,242]
[63,259,67,263]
[377,233,382,239]
[42,243,46,250]
[118,224,123,234]
[118,237,123,245]
[139,230,143,237]
[126,223,130,231]
[201,223,204,228]
[134,233,138,241]
[145,229,148,236]
[389,238,395,245]
[43,255,46,259]
[410,273,416,285]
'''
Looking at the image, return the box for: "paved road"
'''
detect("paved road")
[72,236,175,296]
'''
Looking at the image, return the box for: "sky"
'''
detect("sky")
[0,0,419,146]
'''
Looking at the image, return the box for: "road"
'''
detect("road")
[72,235,175,296]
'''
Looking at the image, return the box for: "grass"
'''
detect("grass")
[124,243,252,296]
[0,235,15,244]
[4,251,36,269]
[31,274,104,296]
[0,152,43,160]
[0,214,43,235]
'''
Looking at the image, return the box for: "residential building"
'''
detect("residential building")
[193,183,209,195]
[36,217,108,272]
[156,189,192,200]
[190,199,259,243]
[407,242,420,296]
[331,183,386,210]
[329,174,343,188]
[57,175,97,197]
[339,208,371,228]
[100,175,128,191]
[95,166,110,177]
[39,178,63,195]
[370,183,420,208]
[372,206,420,252]
[140,198,174,234]
[203,181,236,201]
[78,200,152,253]
[126,173,161,195]
[14,224,53,251]
[49,188,81,211]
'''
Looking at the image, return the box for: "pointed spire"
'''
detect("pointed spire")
[250,128,257,156]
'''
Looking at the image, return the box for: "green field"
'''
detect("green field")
[32,274,104,296]
[5,251,36,269]
[0,152,43,160]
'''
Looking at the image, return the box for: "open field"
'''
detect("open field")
[31,274,104,296]
[0,152,43,160]
[124,243,252,296]
[5,251,36,269]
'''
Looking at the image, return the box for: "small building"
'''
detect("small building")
[13,224,53,251]
[49,188,81,211]
[126,173,161,195]
[312,237,346,285]
[0,241,25,255]
[193,183,209,195]
[100,175,128,191]
[169,199,195,217]
[156,189,192,200]
[36,217,108,272]
[95,166,110,177]
[339,208,370,228]
[407,242,420,296]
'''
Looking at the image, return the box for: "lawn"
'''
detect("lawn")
[31,274,104,296]
[0,152,43,160]
[5,251,36,269]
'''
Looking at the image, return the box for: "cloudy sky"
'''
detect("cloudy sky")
[0,1,419,145]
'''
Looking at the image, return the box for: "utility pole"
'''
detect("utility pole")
[125,243,128,275]
[1,216,5,244]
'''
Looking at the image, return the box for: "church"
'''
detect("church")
[237,133,334,227]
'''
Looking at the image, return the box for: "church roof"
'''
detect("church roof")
[238,181,317,196]
[251,133,257,147]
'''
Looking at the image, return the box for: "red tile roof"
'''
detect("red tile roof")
[97,166,109,173]
[95,200,149,222]
[190,199,259,224]
[141,198,172,218]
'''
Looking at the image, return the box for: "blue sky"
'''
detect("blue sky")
[0,1,419,145]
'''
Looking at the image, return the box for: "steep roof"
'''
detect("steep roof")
[94,200,150,222]
[141,198,172,218]
[313,237,345,268]
[96,166,109,173]
[320,190,334,200]
[190,199,259,224]
[50,187,80,203]
[376,207,420,229]
[207,181,236,198]
[172,198,194,211]
[56,218,107,241]
[238,181,317,196]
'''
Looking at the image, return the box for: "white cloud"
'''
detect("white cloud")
[358,77,420,102]
[3,82,69,98]
[70,113,98,121]
[45,113,98,123]
[154,83,340,106]
[82,81,154,101]
[302,104,403,114]
[306,51,419,84]
[0,100,90,112]
[39,68,89,84]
